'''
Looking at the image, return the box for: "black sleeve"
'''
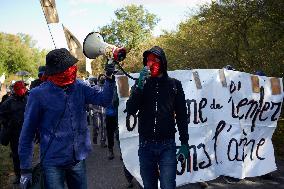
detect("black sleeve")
[174,80,189,145]
[126,83,142,115]
[0,99,11,125]
[113,86,119,109]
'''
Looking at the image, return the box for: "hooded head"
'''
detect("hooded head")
[13,81,27,97]
[98,74,106,85]
[143,46,168,77]
[223,65,236,71]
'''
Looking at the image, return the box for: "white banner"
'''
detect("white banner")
[116,69,284,187]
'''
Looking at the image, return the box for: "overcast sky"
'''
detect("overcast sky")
[0,0,211,50]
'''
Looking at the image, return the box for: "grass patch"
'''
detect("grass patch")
[0,145,13,188]
[0,144,40,189]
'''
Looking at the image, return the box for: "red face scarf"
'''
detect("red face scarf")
[13,81,27,97]
[146,54,161,77]
[47,65,77,86]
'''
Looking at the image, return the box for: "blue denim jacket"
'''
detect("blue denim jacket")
[19,80,114,169]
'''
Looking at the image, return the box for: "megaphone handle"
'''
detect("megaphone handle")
[116,63,138,81]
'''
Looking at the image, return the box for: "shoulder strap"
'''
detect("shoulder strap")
[40,97,68,163]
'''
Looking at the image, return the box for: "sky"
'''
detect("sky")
[0,0,212,50]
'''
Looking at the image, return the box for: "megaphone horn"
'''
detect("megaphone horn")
[83,32,126,62]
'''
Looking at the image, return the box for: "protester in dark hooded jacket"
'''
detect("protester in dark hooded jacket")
[126,46,189,189]
[19,48,115,189]
[0,80,28,184]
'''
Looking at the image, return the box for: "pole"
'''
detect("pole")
[39,0,57,49]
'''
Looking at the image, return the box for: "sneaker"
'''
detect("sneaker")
[222,176,241,184]
[108,149,114,160]
[199,181,209,188]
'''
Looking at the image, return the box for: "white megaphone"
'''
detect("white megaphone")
[83,32,126,62]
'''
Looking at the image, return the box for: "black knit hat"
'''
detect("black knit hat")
[45,48,78,76]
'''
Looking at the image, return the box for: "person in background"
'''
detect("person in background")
[0,87,12,104]
[224,64,236,71]
[105,79,119,160]
[89,75,107,148]
[30,66,46,89]
[18,48,115,189]
[0,81,28,184]
[126,46,189,189]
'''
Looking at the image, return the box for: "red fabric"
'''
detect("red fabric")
[40,74,48,82]
[47,65,77,86]
[13,81,27,97]
[146,54,161,77]
[113,47,126,61]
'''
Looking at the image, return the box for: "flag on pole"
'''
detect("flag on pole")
[40,0,59,24]
[62,25,85,61]
[86,59,93,75]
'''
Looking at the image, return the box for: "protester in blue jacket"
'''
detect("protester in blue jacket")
[18,48,115,189]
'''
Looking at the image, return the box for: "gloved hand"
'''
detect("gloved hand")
[20,173,32,189]
[137,66,150,90]
[176,144,189,163]
[105,62,116,77]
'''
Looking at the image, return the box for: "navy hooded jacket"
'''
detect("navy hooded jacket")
[126,46,189,145]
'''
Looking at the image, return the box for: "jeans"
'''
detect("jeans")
[42,160,87,189]
[138,138,177,189]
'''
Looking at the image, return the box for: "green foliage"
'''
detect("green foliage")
[91,4,159,75]
[0,145,13,188]
[99,4,159,51]
[0,32,46,78]
[159,0,284,77]
[272,119,284,159]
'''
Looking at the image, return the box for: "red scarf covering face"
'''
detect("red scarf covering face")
[146,54,161,77]
[13,81,27,97]
[47,65,77,86]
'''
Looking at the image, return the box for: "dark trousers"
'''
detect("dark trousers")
[105,115,118,149]
[138,138,177,189]
[10,136,20,176]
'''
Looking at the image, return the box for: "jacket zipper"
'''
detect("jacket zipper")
[154,82,159,139]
